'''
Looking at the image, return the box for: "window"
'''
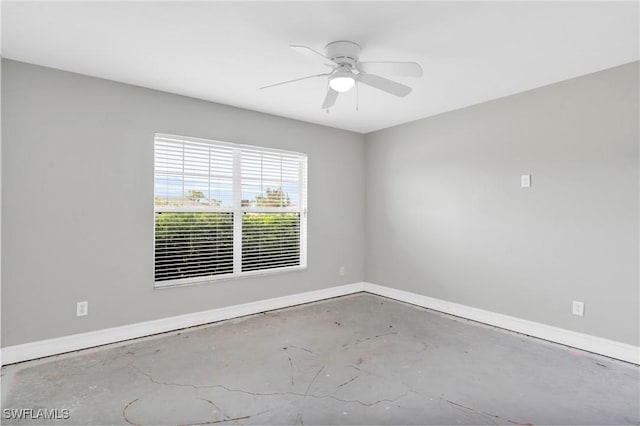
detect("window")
[154,134,307,287]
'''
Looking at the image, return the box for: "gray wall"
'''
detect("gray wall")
[365,61,639,346]
[1,59,365,347]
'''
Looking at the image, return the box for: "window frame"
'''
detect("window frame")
[153,133,308,289]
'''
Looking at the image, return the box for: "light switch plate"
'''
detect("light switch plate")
[77,301,88,317]
[572,301,584,317]
[521,174,531,188]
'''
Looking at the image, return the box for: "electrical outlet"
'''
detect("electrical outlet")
[339,266,345,276]
[572,301,584,317]
[77,301,88,317]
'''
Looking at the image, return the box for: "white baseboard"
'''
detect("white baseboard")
[2,281,638,365]
[1,283,366,365]
[363,282,640,365]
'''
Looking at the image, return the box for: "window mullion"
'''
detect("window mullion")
[181,142,185,203]
[300,158,307,267]
[232,148,242,274]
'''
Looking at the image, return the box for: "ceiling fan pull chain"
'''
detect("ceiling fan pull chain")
[326,81,331,113]
[356,81,359,112]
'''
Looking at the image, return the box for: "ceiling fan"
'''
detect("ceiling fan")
[260,41,423,109]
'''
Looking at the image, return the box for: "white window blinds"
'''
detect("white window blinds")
[154,134,307,286]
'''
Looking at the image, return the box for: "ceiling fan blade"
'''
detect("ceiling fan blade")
[359,61,423,77]
[358,73,412,97]
[290,45,337,67]
[321,88,339,109]
[260,73,330,90]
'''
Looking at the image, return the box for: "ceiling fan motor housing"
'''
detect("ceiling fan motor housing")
[325,41,361,70]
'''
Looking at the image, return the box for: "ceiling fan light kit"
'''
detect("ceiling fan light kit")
[261,40,423,110]
[329,70,356,92]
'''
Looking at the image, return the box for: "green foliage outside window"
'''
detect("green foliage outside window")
[242,213,300,272]
[155,209,300,281]
[154,212,234,281]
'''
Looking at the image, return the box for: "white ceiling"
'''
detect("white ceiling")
[2,1,638,134]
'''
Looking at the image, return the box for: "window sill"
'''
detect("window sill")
[154,265,308,290]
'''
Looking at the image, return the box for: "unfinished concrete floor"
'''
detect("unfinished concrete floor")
[2,293,639,425]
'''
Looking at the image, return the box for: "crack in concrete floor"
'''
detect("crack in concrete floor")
[444,399,532,426]
[127,362,413,409]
